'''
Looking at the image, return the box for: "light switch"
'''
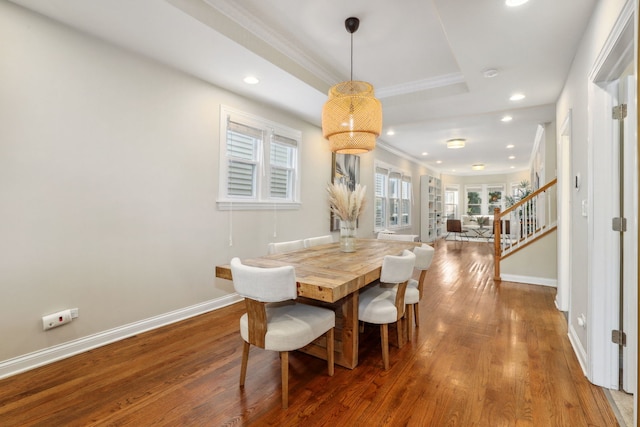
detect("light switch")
[581,199,588,217]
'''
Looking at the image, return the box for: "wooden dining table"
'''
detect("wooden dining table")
[215,238,421,369]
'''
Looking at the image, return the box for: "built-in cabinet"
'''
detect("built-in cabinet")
[420,175,443,242]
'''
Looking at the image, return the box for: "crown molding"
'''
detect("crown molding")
[376,139,432,170]
[376,73,466,99]
[203,0,341,86]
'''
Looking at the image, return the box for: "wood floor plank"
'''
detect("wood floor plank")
[0,241,620,426]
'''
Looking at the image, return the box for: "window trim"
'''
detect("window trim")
[465,185,483,215]
[487,184,506,215]
[444,184,460,219]
[217,105,302,211]
[464,184,506,216]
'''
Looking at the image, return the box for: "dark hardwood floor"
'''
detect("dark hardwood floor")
[0,240,618,426]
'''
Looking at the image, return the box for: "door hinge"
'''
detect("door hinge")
[612,104,627,120]
[612,217,627,232]
[612,329,627,346]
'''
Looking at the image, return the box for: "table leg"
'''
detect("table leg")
[298,292,360,369]
[338,292,359,369]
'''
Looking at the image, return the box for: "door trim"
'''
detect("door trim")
[586,1,635,389]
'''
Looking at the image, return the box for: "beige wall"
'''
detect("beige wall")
[501,230,558,281]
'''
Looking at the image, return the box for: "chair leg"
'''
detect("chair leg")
[396,317,405,348]
[327,328,335,376]
[414,303,420,327]
[406,304,414,342]
[240,341,250,387]
[380,324,389,370]
[281,351,289,409]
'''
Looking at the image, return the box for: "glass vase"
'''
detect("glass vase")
[339,219,357,253]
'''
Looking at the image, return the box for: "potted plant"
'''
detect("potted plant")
[506,180,532,207]
[506,180,534,235]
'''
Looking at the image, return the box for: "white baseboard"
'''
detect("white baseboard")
[0,294,243,380]
[568,323,589,377]
[500,274,557,287]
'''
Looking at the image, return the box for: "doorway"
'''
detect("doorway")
[556,112,572,313]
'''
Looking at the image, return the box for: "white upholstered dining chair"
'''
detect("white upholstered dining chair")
[358,249,415,370]
[367,244,434,343]
[405,244,435,336]
[303,235,334,248]
[230,258,335,408]
[267,239,305,254]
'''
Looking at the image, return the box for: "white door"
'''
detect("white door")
[620,76,637,393]
[586,5,636,395]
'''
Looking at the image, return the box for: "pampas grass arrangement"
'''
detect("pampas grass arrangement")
[327,182,366,222]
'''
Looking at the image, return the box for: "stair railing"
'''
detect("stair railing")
[493,178,558,281]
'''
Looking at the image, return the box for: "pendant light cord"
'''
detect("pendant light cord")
[350,32,353,82]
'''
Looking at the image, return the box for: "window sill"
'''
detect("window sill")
[217,200,301,211]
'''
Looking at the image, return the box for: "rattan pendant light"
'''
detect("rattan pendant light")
[322,17,382,154]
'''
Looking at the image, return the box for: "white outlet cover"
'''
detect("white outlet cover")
[42,310,73,330]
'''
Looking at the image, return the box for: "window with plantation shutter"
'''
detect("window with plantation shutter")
[269,135,296,200]
[401,176,412,226]
[374,161,412,231]
[374,167,388,229]
[389,172,401,226]
[218,106,301,210]
[226,122,260,198]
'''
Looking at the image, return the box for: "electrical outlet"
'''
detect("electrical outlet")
[42,309,73,331]
[577,313,587,329]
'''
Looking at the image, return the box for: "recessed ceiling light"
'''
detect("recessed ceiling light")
[510,93,525,101]
[421,152,428,156]
[506,144,515,148]
[386,130,395,136]
[483,68,499,78]
[471,163,485,171]
[243,76,259,85]
[506,0,529,6]
[510,166,515,169]
[508,155,516,160]
[436,160,442,164]
[501,116,513,122]
[447,138,466,149]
